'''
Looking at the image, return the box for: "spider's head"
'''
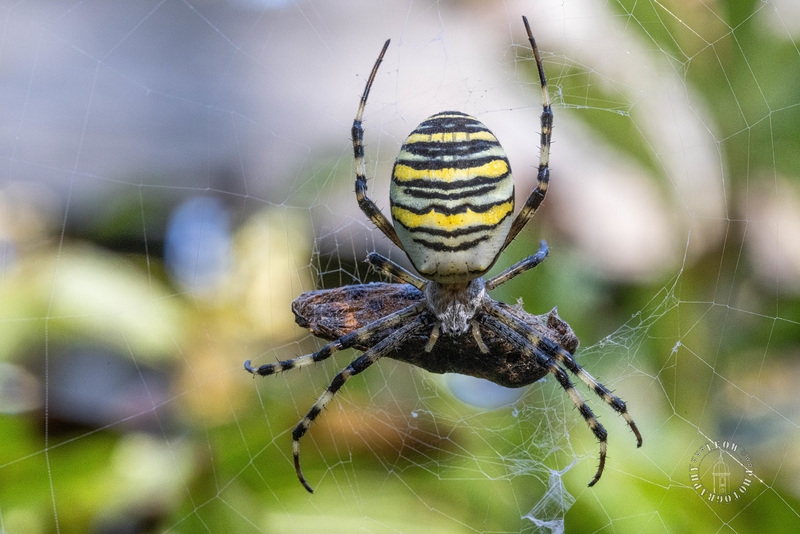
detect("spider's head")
[424,278,486,336]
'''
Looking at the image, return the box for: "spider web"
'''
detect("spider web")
[1,0,799,532]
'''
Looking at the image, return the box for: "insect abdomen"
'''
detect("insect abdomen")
[390,112,514,283]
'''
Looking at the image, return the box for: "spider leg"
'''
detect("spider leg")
[470,320,489,353]
[486,240,548,290]
[543,339,643,449]
[244,301,426,376]
[497,308,642,447]
[352,40,404,250]
[484,304,642,485]
[292,314,428,493]
[502,16,552,251]
[481,311,607,485]
[424,322,440,352]
[366,252,426,289]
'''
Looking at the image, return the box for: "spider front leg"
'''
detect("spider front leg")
[291,314,428,493]
[352,39,404,250]
[366,251,426,290]
[486,240,549,290]
[502,16,553,251]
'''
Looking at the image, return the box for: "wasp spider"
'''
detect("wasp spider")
[246,16,642,493]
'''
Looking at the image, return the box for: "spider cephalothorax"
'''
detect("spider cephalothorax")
[290,275,581,387]
[246,16,642,493]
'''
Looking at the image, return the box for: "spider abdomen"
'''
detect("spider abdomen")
[390,111,514,283]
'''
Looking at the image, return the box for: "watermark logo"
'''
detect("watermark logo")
[689,440,754,504]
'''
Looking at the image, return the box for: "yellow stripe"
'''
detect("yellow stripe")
[393,159,508,183]
[404,130,498,144]
[391,201,513,231]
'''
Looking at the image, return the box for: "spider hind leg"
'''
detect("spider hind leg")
[543,337,643,448]
[546,355,608,486]
[484,305,641,486]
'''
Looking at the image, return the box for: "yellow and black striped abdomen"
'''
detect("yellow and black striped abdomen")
[390,111,514,283]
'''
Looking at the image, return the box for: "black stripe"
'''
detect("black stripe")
[541,107,553,130]
[415,114,487,130]
[392,195,513,215]
[306,404,323,423]
[397,221,498,238]
[351,121,363,141]
[538,166,550,184]
[578,403,595,423]
[327,371,348,393]
[550,365,573,391]
[415,121,490,134]
[391,172,510,190]
[392,154,508,171]
[400,139,501,159]
[537,337,559,356]
[410,234,492,252]
[398,183,499,201]
[429,110,471,117]
[415,115,484,127]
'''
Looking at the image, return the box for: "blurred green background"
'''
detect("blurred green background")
[1,0,799,532]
